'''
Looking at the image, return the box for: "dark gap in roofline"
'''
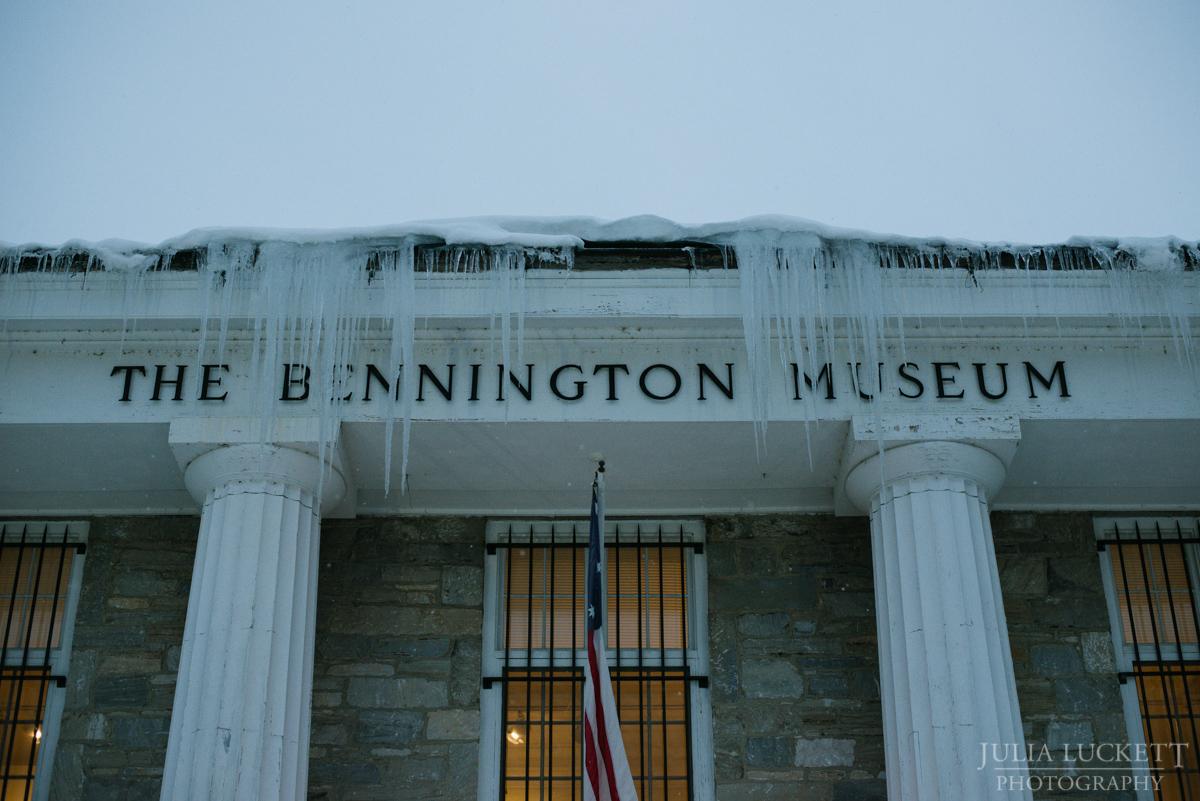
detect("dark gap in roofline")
[575,241,729,270]
[3,239,1198,274]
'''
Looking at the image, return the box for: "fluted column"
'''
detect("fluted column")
[161,444,345,801]
[845,441,1030,801]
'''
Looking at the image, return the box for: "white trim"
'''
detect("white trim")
[478,527,504,800]
[0,521,88,801]
[479,518,714,801]
[5,268,1199,331]
[684,526,715,800]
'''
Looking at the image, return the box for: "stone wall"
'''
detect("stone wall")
[40,511,1132,801]
[705,512,1130,801]
[49,516,197,801]
[996,512,1130,801]
[44,514,488,801]
[308,517,485,801]
[705,514,886,801]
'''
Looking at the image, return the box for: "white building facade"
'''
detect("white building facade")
[1,219,1198,800]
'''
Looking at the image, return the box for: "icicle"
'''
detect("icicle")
[728,233,895,469]
[723,230,1199,481]
[379,246,416,496]
[729,233,777,456]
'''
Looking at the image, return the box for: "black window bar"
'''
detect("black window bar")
[486,523,703,801]
[0,524,83,801]
[1098,519,1200,801]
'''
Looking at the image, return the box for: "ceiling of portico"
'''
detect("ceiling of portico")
[1,418,1198,518]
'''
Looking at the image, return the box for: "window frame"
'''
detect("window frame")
[477,518,715,801]
[0,521,87,801]
[1096,515,1200,801]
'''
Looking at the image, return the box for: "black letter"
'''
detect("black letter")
[281,364,311,401]
[973,362,1009,400]
[550,364,586,401]
[592,364,630,401]
[933,362,964,399]
[333,364,354,402]
[496,364,534,402]
[639,364,682,400]
[199,364,229,401]
[417,364,454,401]
[698,363,734,400]
[849,362,885,401]
[898,362,923,398]
[110,365,146,402]
[791,363,835,400]
[468,364,481,402]
[363,364,399,402]
[1025,361,1070,398]
[152,364,187,401]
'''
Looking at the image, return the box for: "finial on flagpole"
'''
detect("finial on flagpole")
[597,459,605,474]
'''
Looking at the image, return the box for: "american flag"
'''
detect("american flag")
[583,468,639,801]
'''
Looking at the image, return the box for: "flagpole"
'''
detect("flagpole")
[582,458,638,801]
[594,459,605,522]
[587,458,604,797]
[594,458,606,655]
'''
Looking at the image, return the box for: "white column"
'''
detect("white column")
[161,444,345,801]
[845,441,1031,801]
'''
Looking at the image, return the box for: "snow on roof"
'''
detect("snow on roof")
[2,215,1198,273]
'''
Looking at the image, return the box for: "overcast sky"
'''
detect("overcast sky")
[2,0,1197,246]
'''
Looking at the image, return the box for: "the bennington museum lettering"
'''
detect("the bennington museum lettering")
[108,359,1071,403]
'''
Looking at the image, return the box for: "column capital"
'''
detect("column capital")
[168,416,350,513]
[837,414,1021,514]
[844,440,1008,512]
[183,443,346,510]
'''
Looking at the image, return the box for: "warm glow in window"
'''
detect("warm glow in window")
[1100,519,1200,801]
[0,674,49,801]
[1110,543,1198,647]
[0,536,79,800]
[0,547,75,652]
[503,670,691,801]
[505,545,687,652]
[498,534,696,801]
[1133,665,1200,801]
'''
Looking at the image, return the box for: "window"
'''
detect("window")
[1097,517,1200,801]
[479,520,714,801]
[0,522,87,801]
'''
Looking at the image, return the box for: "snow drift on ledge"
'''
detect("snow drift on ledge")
[1,214,1198,274]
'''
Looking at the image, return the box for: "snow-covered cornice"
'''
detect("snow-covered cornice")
[2,214,1197,274]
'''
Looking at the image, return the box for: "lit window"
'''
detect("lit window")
[1097,517,1200,800]
[480,520,714,801]
[0,522,87,801]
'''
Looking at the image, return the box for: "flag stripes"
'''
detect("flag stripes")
[583,470,639,801]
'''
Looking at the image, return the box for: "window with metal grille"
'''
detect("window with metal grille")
[1097,517,1200,801]
[0,522,87,801]
[478,520,714,801]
